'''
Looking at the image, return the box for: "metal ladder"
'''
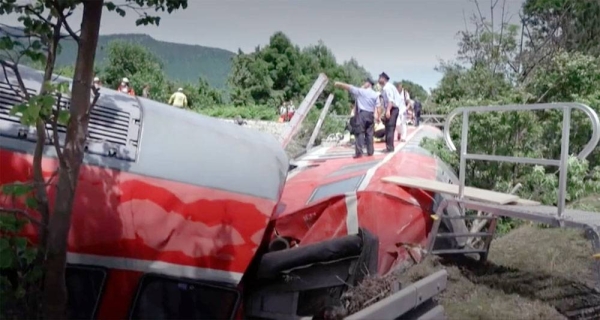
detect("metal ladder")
[430,102,600,284]
[426,214,498,262]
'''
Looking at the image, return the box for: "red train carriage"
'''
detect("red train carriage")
[243,126,468,319]
[0,65,288,319]
[0,65,466,319]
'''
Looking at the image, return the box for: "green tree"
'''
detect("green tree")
[341,58,372,86]
[300,41,353,114]
[422,0,600,235]
[522,0,600,56]
[101,40,167,99]
[394,79,428,102]
[178,77,223,108]
[228,32,372,115]
[228,51,273,106]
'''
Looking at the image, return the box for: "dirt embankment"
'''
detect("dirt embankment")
[341,225,600,320]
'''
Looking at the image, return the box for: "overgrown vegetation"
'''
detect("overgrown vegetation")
[420,0,600,233]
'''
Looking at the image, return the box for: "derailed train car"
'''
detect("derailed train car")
[0,65,465,319]
[244,125,467,319]
[0,65,290,319]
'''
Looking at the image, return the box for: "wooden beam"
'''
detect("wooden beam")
[279,73,328,148]
[306,93,334,151]
[382,176,522,205]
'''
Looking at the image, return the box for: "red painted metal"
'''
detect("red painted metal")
[0,149,277,319]
[0,123,446,318]
[275,126,438,275]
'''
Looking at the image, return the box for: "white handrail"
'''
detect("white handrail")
[442,103,600,217]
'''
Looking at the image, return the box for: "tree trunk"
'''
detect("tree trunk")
[42,1,104,319]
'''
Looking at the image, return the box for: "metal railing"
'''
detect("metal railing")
[420,114,446,127]
[442,103,600,217]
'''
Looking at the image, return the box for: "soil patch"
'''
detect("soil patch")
[342,225,599,319]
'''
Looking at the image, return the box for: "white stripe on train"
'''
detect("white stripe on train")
[65,129,426,283]
[358,126,423,191]
[67,252,243,283]
[344,191,359,234]
[343,127,424,233]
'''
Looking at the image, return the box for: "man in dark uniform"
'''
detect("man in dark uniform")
[378,72,401,152]
[413,99,422,126]
[335,78,380,158]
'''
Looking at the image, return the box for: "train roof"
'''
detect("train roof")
[279,126,451,216]
[0,64,288,201]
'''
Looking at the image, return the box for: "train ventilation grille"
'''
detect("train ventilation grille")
[0,81,139,161]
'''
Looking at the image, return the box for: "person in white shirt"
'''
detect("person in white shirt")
[396,83,411,141]
[92,76,102,90]
[279,103,287,116]
[335,78,380,157]
[378,72,402,152]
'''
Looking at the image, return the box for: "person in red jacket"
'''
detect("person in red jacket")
[117,77,135,96]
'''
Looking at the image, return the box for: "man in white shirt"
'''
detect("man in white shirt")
[378,72,402,152]
[396,83,411,141]
[335,78,380,157]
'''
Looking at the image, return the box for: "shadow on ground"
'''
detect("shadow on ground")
[344,224,599,320]
[446,256,600,320]
[436,224,599,320]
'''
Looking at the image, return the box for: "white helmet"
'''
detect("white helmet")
[93,77,100,82]
[177,87,183,92]
[122,77,129,83]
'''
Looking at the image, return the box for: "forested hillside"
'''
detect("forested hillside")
[56,34,234,88]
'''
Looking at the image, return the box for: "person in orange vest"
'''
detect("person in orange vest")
[117,77,135,96]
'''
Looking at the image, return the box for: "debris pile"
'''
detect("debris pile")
[335,225,599,320]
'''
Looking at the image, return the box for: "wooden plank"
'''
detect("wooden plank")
[382,176,520,205]
[306,93,334,151]
[279,73,328,148]
[513,198,541,206]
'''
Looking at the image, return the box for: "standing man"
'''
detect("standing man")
[142,84,150,98]
[335,78,380,158]
[396,83,411,141]
[378,72,401,152]
[287,102,296,121]
[168,88,188,108]
[413,99,422,126]
[92,77,102,90]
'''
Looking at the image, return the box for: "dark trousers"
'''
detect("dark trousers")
[355,110,374,156]
[415,109,421,126]
[384,107,399,151]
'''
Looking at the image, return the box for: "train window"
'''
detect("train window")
[327,160,380,178]
[66,265,108,319]
[129,274,240,320]
[307,174,365,204]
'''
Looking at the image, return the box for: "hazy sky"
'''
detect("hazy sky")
[3,0,526,91]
